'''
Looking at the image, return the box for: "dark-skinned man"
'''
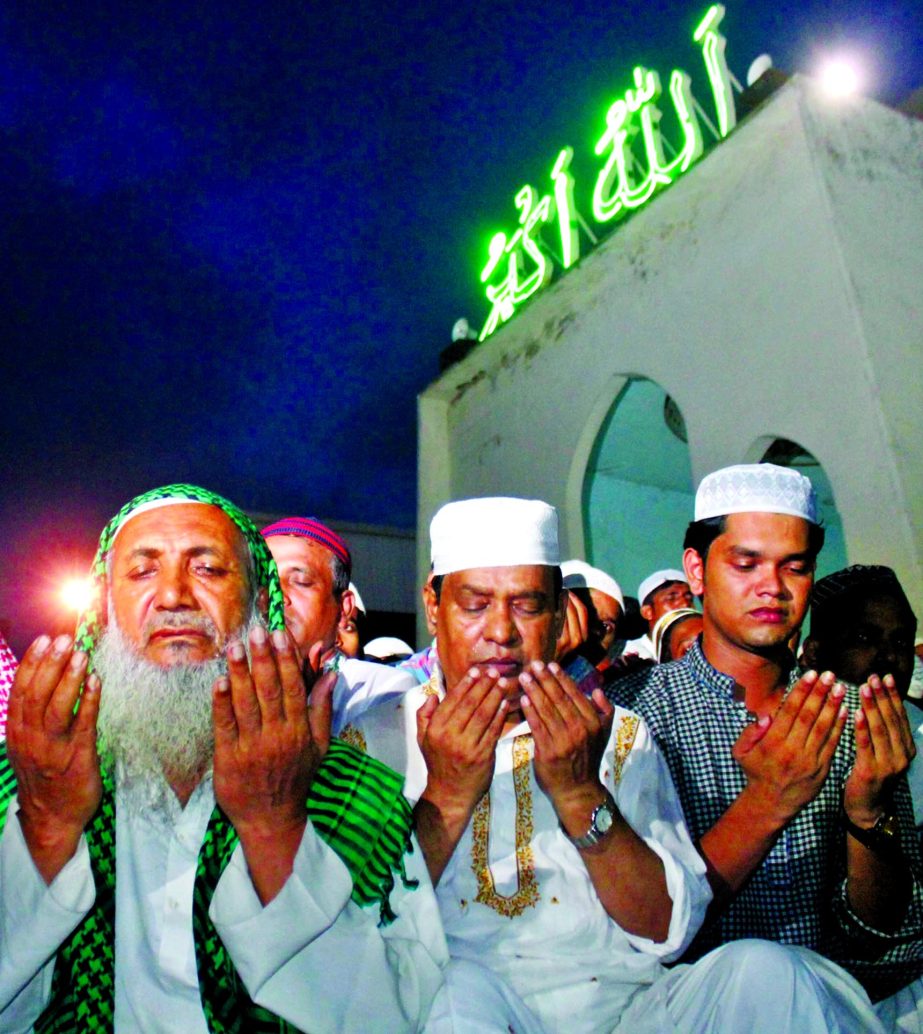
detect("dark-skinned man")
[615,463,921,1030]
[351,496,880,1033]
[0,485,445,1032]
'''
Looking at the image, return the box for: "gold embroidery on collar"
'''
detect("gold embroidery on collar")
[471,734,540,918]
[337,724,368,754]
[612,714,640,787]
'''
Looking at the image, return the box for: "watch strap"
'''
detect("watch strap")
[564,791,617,849]
[843,810,900,853]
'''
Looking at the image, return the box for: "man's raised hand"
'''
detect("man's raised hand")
[519,660,614,823]
[845,673,916,827]
[6,634,102,883]
[416,666,508,817]
[734,670,846,824]
[213,624,333,903]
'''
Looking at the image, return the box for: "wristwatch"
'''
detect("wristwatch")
[843,810,900,853]
[565,792,617,849]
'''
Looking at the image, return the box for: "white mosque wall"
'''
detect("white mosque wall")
[418,76,923,639]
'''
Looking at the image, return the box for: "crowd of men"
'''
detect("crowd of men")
[1,462,922,1032]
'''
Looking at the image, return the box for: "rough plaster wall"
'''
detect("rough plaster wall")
[801,85,923,594]
[418,76,923,621]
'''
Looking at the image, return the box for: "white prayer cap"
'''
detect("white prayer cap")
[638,569,688,606]
[430,497,559,576]
[651,607,701,662]
[694,463,818,524]
[348,582,366,615]
[561,560,624,610]
[364,636,413,660]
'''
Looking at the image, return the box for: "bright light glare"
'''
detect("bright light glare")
[60,577,95,613]
[819,59,861,97]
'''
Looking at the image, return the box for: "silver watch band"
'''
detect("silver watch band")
[563,791,616,849]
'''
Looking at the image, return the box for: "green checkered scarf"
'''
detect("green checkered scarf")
[2,484,416,1032]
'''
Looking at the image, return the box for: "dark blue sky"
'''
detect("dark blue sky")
[2,0,921,652]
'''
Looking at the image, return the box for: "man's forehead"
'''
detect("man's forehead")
[656,581,689,595]
[589,587,621,611]
[266,533,334,566]
[719,511,812,547]
[854,594,918,627]
[111,502,246,556]
[446,565,555,593]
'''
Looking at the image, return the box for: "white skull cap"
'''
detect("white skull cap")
[638,569,688,606]
[348,582,366,615]
[431,497,559,576]
[363,636,413,659]
[561,559,624,610]
[695,463,818,523]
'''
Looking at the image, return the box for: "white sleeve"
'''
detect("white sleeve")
[332,661,418,734]
[0,802,96,1029]
[211,821,447,1033]
[607,713,712,961]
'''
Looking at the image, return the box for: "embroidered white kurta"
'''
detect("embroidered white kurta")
[348,679,712,1033]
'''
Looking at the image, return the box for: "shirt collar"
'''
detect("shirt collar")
[681,637,739,698]
[683,636,800,699]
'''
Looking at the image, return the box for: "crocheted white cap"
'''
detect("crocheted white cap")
[637,568,688,606]
[431,497,559,576]
[561,559,624,610]
[695,464,818,523]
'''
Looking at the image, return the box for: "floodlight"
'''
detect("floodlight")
[818,58,861,97]
[60,577,95,614]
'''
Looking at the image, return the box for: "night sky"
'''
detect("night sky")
[2,0,921,653]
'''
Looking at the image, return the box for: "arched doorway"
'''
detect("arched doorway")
[747,437,847,581]
[583,378,694,601]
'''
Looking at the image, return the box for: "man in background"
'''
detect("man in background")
[262,517,417,730]
[623,569,694,660]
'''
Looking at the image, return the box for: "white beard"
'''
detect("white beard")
[93,605,263,819]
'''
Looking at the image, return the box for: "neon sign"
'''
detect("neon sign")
[478,5,737,341]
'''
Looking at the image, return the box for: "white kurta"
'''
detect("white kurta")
[331,656,420,734]
[348,680,711,1033]
[0,775,447,1033]
[621,634,656,662]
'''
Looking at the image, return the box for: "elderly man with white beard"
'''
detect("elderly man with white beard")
[0,484,446,1033]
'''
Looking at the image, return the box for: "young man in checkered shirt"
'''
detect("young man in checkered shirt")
[614,463,923,1030]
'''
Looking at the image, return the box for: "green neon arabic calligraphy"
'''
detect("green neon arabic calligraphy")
[592,65,704,223]
[479,185,554,341]
[478,4,735,342]
[695,4,737,138]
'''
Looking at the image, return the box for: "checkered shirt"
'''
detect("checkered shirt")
[612,639,923,1002]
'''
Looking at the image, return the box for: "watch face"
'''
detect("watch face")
[878,814,899,839]
[595,802,614,835]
